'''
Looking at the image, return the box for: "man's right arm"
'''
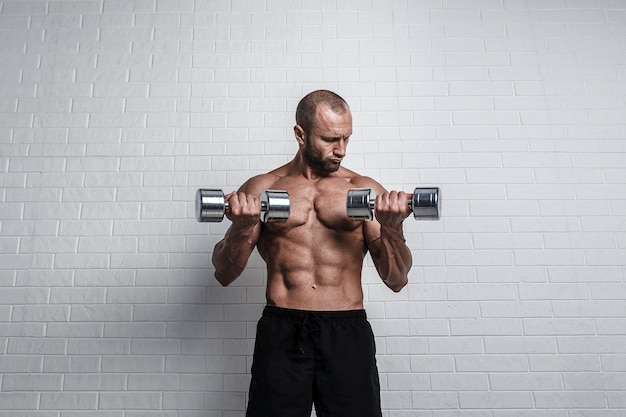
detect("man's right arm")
[211,190,264,286]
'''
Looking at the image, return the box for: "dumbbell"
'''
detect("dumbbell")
[346,187,440,221]
[195,189,290,223]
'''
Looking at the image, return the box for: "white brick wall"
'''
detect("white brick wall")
[1,0,625,415]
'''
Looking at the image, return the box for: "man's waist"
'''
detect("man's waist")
[263,305,367,320]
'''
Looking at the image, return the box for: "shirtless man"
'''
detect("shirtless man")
[212,90,413,417]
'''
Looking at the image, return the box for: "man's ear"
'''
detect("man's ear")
[294,125,306,145]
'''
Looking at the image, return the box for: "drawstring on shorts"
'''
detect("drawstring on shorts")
[296,313,322,354]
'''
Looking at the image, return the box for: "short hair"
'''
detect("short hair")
[295,90,349,134]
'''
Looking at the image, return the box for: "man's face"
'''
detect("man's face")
[301,104,352,173]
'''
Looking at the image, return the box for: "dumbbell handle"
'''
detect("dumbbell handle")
[222,200,268,212]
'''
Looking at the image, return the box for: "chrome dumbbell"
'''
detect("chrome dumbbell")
[195,189,290,223]
[346,187,440,221]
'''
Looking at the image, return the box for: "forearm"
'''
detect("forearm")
[372,225,412,292]
[212,225,259,286]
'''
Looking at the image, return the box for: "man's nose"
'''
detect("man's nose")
[334,140,347,157]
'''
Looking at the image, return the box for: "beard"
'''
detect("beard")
[302,140,341,173]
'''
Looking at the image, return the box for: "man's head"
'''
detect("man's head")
[295,90,350,136]
[294,90,352,173]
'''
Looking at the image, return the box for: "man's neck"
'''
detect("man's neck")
[287,153,339,181]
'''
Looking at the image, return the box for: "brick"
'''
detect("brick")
[128,374,180,391]
[54,254,110,269]
[535,391,607,409]
[110,253,168,269]
[563,372,626,391]
[78,237,137,253]
[410,391,459,410]
[0,393,40,410]
[46,323,103,338]
[43,355,101,373]
[457,355,529,372]
[482,301,552,318]
[132,339,180,355]
[39,392,97,410]
[429,336,483,354]
[431,373,489,391]
[50,288,106,304]
[81,202,141,220]
[63,187,116,203]
[68,339,130,355]
[547,266,621,283]
[459,391,533,409]
[553,301,626,318]
[557,336,626,354]
[7,337,67,355]
[2,374,63,392]
[473,233,542,249]
[510,217,581,233]
[484,336,556,354]
[450,318,522,336]
[446,250,514,266]
[385,337,428,355]
[426,302,479,318]
[99,392,162,410]
[166,322,207,339]
[63,374,126,391]
[12,305,70,323]
[519,284,589,300]
[106,287,167,304]
[0,288,48,304]
[102,355,165,373]
[19,237,78,254]
[70,305,133,322]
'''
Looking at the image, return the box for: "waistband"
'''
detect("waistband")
[262,305,367,321]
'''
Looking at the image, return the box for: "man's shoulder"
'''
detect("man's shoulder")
[341,169,382,189]
[241,171,282,193]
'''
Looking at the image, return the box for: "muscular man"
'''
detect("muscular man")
[212,90,413,417]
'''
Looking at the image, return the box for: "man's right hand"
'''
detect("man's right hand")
[224,191,263,229]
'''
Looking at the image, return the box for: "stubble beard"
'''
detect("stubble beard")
[303,140,341,173]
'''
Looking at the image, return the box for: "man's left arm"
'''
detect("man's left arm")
[364,189,413,292]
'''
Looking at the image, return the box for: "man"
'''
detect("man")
[212,90,413,417]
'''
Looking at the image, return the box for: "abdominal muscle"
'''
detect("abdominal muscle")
[257,211,368,311]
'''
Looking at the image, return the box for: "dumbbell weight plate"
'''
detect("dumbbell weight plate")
[260,190,290,223]
[412,187,440,220]
[196,189,227,222]
[346,188,375,221]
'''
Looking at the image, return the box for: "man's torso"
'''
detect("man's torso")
[246,166,373,310]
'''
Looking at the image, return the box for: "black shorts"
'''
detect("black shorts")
[246,306,382,417]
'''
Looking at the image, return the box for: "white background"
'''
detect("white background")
[1,0,625,415]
